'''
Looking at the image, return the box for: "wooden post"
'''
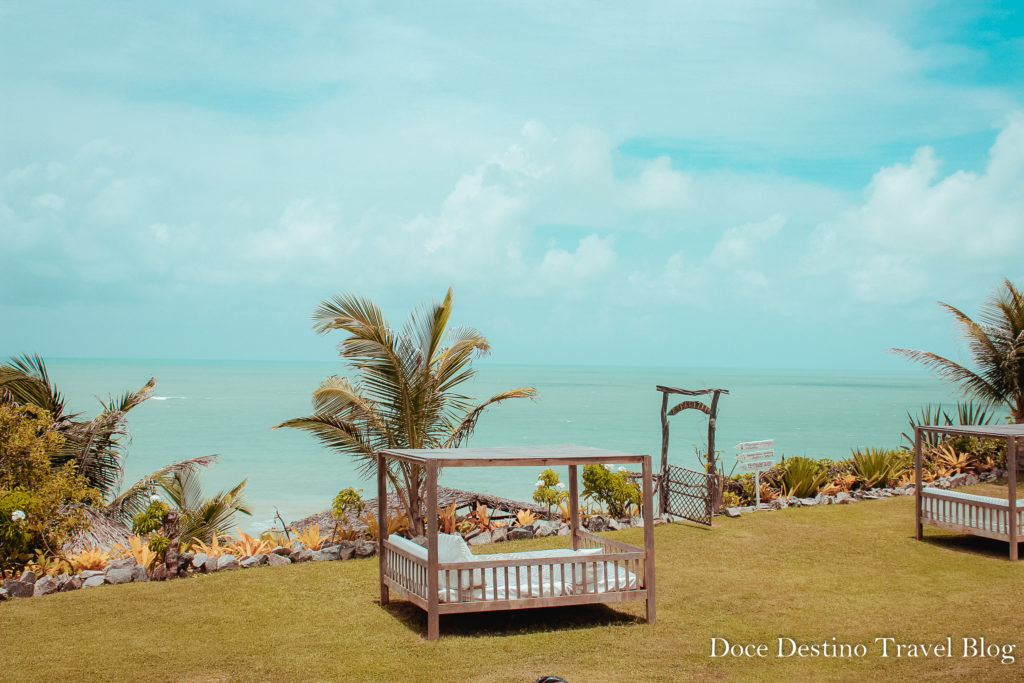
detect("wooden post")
[914,428,923,540]
[659,391,669,515]
[642,454,656,624]
[1009,436,1017,562]
[569,464,580,551]
[425,461,440,639]
[707,390,721,476]
[377,452,389,605]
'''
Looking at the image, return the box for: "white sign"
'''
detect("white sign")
[736,439,774,451]
[736,459,775,473]
[736,439,776,507]
[736,450,774,463]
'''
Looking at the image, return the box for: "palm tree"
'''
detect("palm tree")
[0,354,216,520]
[276,288,536,535]
[891,278,1024,422]
[156,468,251,547]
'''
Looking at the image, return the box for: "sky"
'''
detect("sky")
[2,1,1023,369]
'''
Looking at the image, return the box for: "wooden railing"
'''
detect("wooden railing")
[920,490,1021,540]
[384,531,646,607]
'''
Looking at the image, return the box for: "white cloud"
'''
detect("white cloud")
[810,113,1024,302]
[538,234,617,290]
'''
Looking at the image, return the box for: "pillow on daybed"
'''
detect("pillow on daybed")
[386,534,481,590]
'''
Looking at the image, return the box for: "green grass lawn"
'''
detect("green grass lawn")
[3,489,1024,682]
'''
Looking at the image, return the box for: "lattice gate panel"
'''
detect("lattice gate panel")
[663,464,713,526]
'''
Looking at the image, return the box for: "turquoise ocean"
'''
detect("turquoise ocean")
[47,359,974,532]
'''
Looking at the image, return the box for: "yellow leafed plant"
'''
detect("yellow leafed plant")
[360,511,411,540]
[291,523,328,550]
[260,531,294,550]
[112,535,158,570]
[70,545,111,572]
[513,509,537,527]
[191,532,228,558]
[230,528,274,556]
[438,502,459,534]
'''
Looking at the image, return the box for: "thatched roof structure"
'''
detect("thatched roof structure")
[292,485,549,533]
[62,505,134,554]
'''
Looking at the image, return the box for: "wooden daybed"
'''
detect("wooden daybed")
[914,424,1024,561]
[375,445,656,640]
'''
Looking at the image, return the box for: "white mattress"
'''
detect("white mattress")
[438,548,639,602]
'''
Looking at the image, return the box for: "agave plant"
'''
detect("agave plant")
[276,288,536,536]
[849,448,908,489]
[779,457,828,498]
[901,401,997,450]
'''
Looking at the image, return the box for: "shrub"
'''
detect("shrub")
[148,534,170,558]
[0,404,97,568]
[332,487,365,521]
[533,469,568,518]
[582,464,640,518]
[69,545,111,572]
[132,500,170,535]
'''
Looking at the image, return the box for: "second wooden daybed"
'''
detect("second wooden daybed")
[914,424,1024,561]
[375,445,656,640]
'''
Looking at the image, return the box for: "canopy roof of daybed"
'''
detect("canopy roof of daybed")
[378,444,643,467]
[916,424,1024,438]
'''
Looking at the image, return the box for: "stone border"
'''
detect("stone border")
[723,469,1004,517]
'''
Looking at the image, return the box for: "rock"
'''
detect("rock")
[178,552,194,569]
[243,554,270,568]
[79,569,104,580]
[312,546,342,562]
[834,492,852,504]
[0,588,7,601]
[653,515,672,525]
[798,498,817,507]
[131,564,149,582]
[534,520,561,537]
[814,492,831,505]
[292,541,308,551]
[59,575,82,592]
[606,518,622,531]
[862,492,880,500]
[628,516,644,527]
[265,552,292,566]
[467,531,492,546]
[410,536,428,547]
[217,554,239,571]
[556,523,570,536]
[107,557,138,571]
[586,515,610,532]
[964,473,980,486]
[33,575,59,597]
[202,556,218,573]
[338,546,356,561]
[150,565,168,581]
[724,507,741,518]
[508,527,534,541]
[83,575,105,588]
[19,570,37,585]
[490,526,508,543]
[191,552,209,569]
[271,546,292,556]
[770,499,788,510]
[105,567,133,585]
[290,548,314,563]
[354,540,377,558]
[3,578,33,599]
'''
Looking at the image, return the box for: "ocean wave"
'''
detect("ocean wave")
[152,396,188,401]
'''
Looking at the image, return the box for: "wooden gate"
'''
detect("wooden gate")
[663,464,713,526]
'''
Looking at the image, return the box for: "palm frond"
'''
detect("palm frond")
[105,455,217,521]
[444,387,537,448]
